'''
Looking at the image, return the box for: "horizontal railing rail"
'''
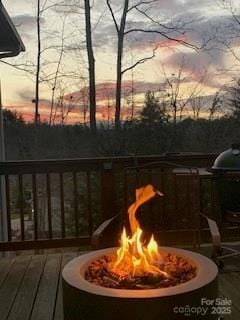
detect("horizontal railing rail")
[0,153,219,251]
[0,153,218,174]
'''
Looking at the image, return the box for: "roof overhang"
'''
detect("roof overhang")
[0,0,25,59]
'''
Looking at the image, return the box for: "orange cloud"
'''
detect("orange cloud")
[132,34,191,52]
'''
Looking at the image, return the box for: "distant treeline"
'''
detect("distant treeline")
[3,116,240,160]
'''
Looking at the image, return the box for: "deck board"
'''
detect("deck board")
[7,255,46,320]
[0,250,240,320]
[30,253,62,320]
[53,252,78,320]
[220,271,240,320]
[219,273,240,313]
[0,255,31,320]
[0,257,15,288]
[219,291,240,320]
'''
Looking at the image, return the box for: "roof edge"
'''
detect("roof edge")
[0,1,25,58]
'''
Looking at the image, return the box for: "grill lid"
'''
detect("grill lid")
[211,143,240,171]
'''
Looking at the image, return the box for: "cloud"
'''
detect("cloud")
[91,1,207,52]
[64,80,164,104]
[17,88,35,102]
[12,15,37,28]
[161,49,225,89]
[92,23,118,50]
[11,14,45,40]
[91,0,236,57]
[92,17,196,54]
[151,0,217,16]
[126,10,238,88]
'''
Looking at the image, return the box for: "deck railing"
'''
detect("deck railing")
[0,153,218,251]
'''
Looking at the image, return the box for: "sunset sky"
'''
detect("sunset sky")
[1,0,240,123]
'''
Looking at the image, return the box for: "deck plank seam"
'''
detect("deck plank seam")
[0,258,16,289]
[52,254,63,320]
[28,254,48,320]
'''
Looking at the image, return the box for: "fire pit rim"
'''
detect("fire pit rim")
[62,246,218,299]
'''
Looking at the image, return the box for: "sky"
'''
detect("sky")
[1,0,240,124]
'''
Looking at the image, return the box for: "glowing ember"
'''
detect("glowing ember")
[109,184,167,278]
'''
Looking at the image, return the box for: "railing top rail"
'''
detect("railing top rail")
[0,153,218,174]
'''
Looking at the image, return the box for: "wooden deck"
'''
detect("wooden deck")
[0,249,240,320]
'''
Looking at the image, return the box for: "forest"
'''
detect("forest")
[4,89,240,160]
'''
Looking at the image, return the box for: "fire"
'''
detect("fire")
[111,185,168,278]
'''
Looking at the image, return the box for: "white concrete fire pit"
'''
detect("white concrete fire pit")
[62,246,218,320]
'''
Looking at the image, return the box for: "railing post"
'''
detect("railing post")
[101,162,117,221]
[0,176,7,242]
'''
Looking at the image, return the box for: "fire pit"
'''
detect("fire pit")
[62,185,218,320]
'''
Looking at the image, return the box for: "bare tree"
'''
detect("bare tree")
[53,87,75,124]
[81,85,89,126]
[49,16,67,125]
[129,50,136,122]
[106,0,201,129]
[16,0,61,124]
[124,70,136,123]
[103,83,113,129]
[84,0,97,132]
[1,0,88,126]
[106,0,166,128]
[189,95,206,120]
[218,0,240,63]
[34,0,59,124]
[107,0,128,129]
[208,90,223,120]
[210,79,240,119]
[35,0,41,124]
[161,60,207,125]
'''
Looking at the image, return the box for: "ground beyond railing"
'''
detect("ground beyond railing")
[0,153,218,251]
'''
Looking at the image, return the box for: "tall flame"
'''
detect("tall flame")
[111,185,167,278]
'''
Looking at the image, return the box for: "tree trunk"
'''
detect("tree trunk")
[35,0,41,125]
[130,66,135,122]
[115,0,129,129]
[115,37,123,129]
[84,0,96,133]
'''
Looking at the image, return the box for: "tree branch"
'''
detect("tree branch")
[92,7,107,32]
[224,41,240,63]
[124,28,199,51]
[0,60,35,74]
[134,6,184,31]
[228,0,240,26]
[40,3,58,14]
[127,0,158,12]
[106,0,119,33]
[121,45,158,74]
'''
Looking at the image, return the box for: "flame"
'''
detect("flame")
[111,185,168,278]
